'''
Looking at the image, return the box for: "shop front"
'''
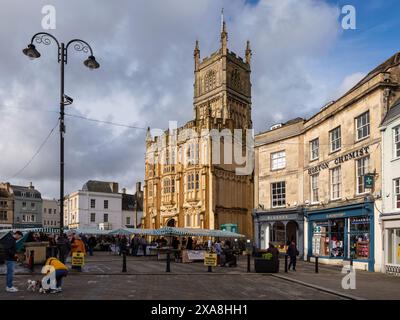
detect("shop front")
[253,208,304,256]
[382,215,400,276]
[306,200,374,271]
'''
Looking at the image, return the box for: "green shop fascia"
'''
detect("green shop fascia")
[306,198,374,271]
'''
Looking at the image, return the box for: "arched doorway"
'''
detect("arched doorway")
[286,220,298,245]
[167,218,175,227]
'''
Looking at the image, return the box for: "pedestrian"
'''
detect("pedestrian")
[140,236,147,256]
[287,240,299,271]
[119,235,128,255]
[56,233,71,264]
[171,237,180,261]
[266,242,280,260]
[186,237,193,250]
[131,235,140,256]
[44,256,68,293]
[70,235,86,271]
[88,236,97,256]
[1,231,23,292]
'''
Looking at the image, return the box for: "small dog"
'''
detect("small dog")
[27,279,42,292]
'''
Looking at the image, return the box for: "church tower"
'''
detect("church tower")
[143,13,254,238]
[193,17,252,131]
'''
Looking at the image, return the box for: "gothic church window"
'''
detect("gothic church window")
[205,70,217,92]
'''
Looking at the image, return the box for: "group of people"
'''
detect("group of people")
[266,240,299,271]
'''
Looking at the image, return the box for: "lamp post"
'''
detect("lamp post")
[23,33,100,235]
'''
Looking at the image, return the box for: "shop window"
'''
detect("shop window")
[330,219,344,257]
[395,179,400,209]
[271,222,286,251]
[271,182,286,208]
[356,156,370,194]
[312,221,330,257]
[312,219,344,257]
[311,173,319,203]
[349,217,370,260]
[387,229,400,265]
[394,126,400,158]
[310,138,319,161]
[356,111,370,141]
[329,126,341,152]
[330,166,342,200]
[271,151,286,170]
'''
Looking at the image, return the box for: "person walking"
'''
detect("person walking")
[88,236,97,257]
[287,240,299,271]
[1,231,23,292]
[56,233,71,264]
[131,235,140,256]
[140,236,147,256]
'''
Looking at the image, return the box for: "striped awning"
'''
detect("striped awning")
[152,227,245,238]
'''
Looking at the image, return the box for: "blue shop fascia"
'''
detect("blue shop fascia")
[305,197,375,271]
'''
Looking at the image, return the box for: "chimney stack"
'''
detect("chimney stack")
[29,182,34,190]
[136,182,141,193]
[122,188,126,194]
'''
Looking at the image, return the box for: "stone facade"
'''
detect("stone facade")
[254,52,400,271]
[0,184,13,229]
[42,199,60,228]
[143,22,254,238]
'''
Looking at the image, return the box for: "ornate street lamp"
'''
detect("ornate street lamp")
[23,32,100,234]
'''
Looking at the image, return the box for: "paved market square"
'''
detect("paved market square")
[1,252,400,300]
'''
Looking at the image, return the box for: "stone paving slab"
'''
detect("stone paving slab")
[0,274,344,300]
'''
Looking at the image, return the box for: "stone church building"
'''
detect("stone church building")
[142,21,254,238]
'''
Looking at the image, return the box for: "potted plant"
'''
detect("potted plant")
[254,252,279,273]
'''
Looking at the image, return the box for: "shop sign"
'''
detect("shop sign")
[72,252,85,266]
[327,213,345,219]
[364,174,374,189]
[265,215,289,221]
[204,253,217,267]
[308,146,370,175]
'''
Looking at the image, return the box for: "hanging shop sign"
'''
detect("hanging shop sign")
[364,174,374,189]
[308,146,370,175]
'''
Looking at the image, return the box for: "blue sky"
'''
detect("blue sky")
[1,0,399,197]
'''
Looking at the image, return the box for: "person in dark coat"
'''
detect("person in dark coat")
[1,231,23,292]
[131,235,140,256]
[88,236,97,256]
[287,240,299,271]
[266,243,280,260]
[56,233,71,264]
[186,237,193,250]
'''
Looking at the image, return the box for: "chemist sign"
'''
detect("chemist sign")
[364,174,374,189]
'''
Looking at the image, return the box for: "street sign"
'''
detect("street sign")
[72,252,85,266]
[204,253,217,267]
[364,174,374,189]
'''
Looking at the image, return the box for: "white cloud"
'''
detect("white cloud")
[0,0,344,198]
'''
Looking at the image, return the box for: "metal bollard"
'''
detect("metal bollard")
[285,254,288,273]
[122,252,127,273]
[166,251,171,273]
[247,253,251,273]
[30,250,35,272]
[315,256,319,273]
[350,258,353,267]
[208,266,212,273]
